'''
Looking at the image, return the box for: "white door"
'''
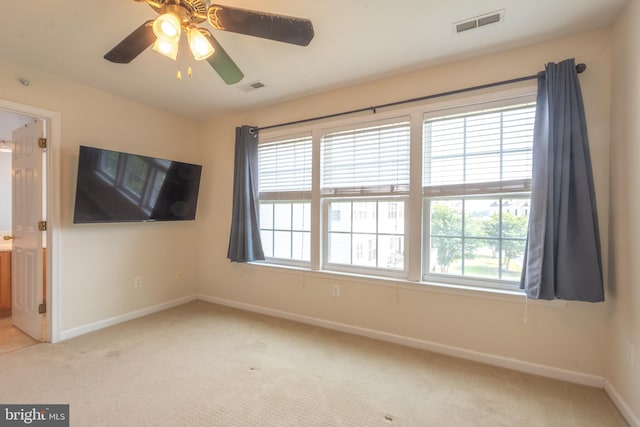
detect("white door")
[11,120,44,341]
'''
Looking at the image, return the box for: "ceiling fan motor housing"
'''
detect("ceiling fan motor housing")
[148,0,209,25]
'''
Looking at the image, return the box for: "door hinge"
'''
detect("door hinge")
[38,137,47,149]
[38,221,47,231]
[38,303,46,314]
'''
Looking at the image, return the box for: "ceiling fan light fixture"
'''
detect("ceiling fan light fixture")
[153,12,181,41]
[104,2,315,85]
[187,27,215,60]
[152,37,179,60]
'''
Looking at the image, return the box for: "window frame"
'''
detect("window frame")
[422,193,531,291]
[259,200,311,267]
[258,132,313,268]
[421,97,536,290]
[321,195,409,279]
[256,85,536,292]
[318,116,411,277]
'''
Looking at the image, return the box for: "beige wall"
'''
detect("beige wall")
[197,29,613,376]
[0,58,202,331]
[609,0,640,420]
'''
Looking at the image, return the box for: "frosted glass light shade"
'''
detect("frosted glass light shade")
[153,13,181,42]
[187,27,215,60]
[152,37,178,60]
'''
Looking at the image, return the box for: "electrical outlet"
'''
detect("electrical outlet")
[134,276,143,288]
[626,341,635,367]
[331,284,341,297]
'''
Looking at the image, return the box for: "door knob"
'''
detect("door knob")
[3,235,14,241]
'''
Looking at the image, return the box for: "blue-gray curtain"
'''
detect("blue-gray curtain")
[520,58,603,301]
[227,125,265,262]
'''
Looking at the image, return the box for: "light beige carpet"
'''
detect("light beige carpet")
[0,301,627,426]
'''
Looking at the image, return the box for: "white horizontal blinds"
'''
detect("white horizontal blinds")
[423,104,535,196]
[258,134,312,263]
[259,134,312,199]
[321,119,411,196]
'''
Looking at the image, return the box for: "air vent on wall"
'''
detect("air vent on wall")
[238,81,266,92]
[454,10,504,34]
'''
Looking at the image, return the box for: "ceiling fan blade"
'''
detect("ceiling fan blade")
[104,20,156,64]
[201,29,244,85]
[207,5,314,46]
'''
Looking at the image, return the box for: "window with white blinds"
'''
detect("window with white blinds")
[259,134,312,199]
[423,102,535,285]
[256,91,535,289]
[320,118,410,274]
[321,119,411,195]
[423,104,535,197]
[258,134,312,264]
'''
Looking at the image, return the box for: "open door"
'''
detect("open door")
[11,120,44,341]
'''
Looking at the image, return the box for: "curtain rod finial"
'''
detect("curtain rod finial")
[576,63,586,73]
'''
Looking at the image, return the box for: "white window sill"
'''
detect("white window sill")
[246,261,569,308]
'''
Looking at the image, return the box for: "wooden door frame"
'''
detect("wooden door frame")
[0,99,61,343]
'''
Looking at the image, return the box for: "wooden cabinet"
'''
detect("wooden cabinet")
[0,251,10,317]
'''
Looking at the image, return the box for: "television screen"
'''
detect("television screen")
[73,145,202,223]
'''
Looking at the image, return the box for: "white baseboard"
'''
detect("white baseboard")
[198,295,604,388]
[605,379,640,427]
[59,295,198,341]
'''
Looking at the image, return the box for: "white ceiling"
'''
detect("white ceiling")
[0,0,628,121]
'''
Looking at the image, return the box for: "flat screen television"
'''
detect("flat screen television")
[73,145,202,224]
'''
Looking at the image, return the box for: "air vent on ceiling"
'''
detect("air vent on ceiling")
[238,81,266,92]
[454,10,504,34]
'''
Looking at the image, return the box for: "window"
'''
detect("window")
[258,134,312,264]
[320,120,411,195]
[123,156,150,197]
[95,151,171,213]
[427,197,529,281]
[423,103,535,286]
[257,91,535,290]
[321,119,410,274]
[260,202,311,261]
[326,199,405,270]
[99,151,119,179]
[147,169,167,209]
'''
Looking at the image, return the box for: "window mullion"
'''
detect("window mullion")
[376,201,384,268]
[461,199,466,275]
[289,202,294,260]
[409,112,424,281]
[500,111,504,182]
[498,197,503,280]
[311,128,321,270]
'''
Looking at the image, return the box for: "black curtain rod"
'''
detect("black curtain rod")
[253,63,586,133]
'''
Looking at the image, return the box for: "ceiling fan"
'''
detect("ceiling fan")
[104,0,315,84]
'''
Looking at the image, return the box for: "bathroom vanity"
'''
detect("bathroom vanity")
[0,248,10,317]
